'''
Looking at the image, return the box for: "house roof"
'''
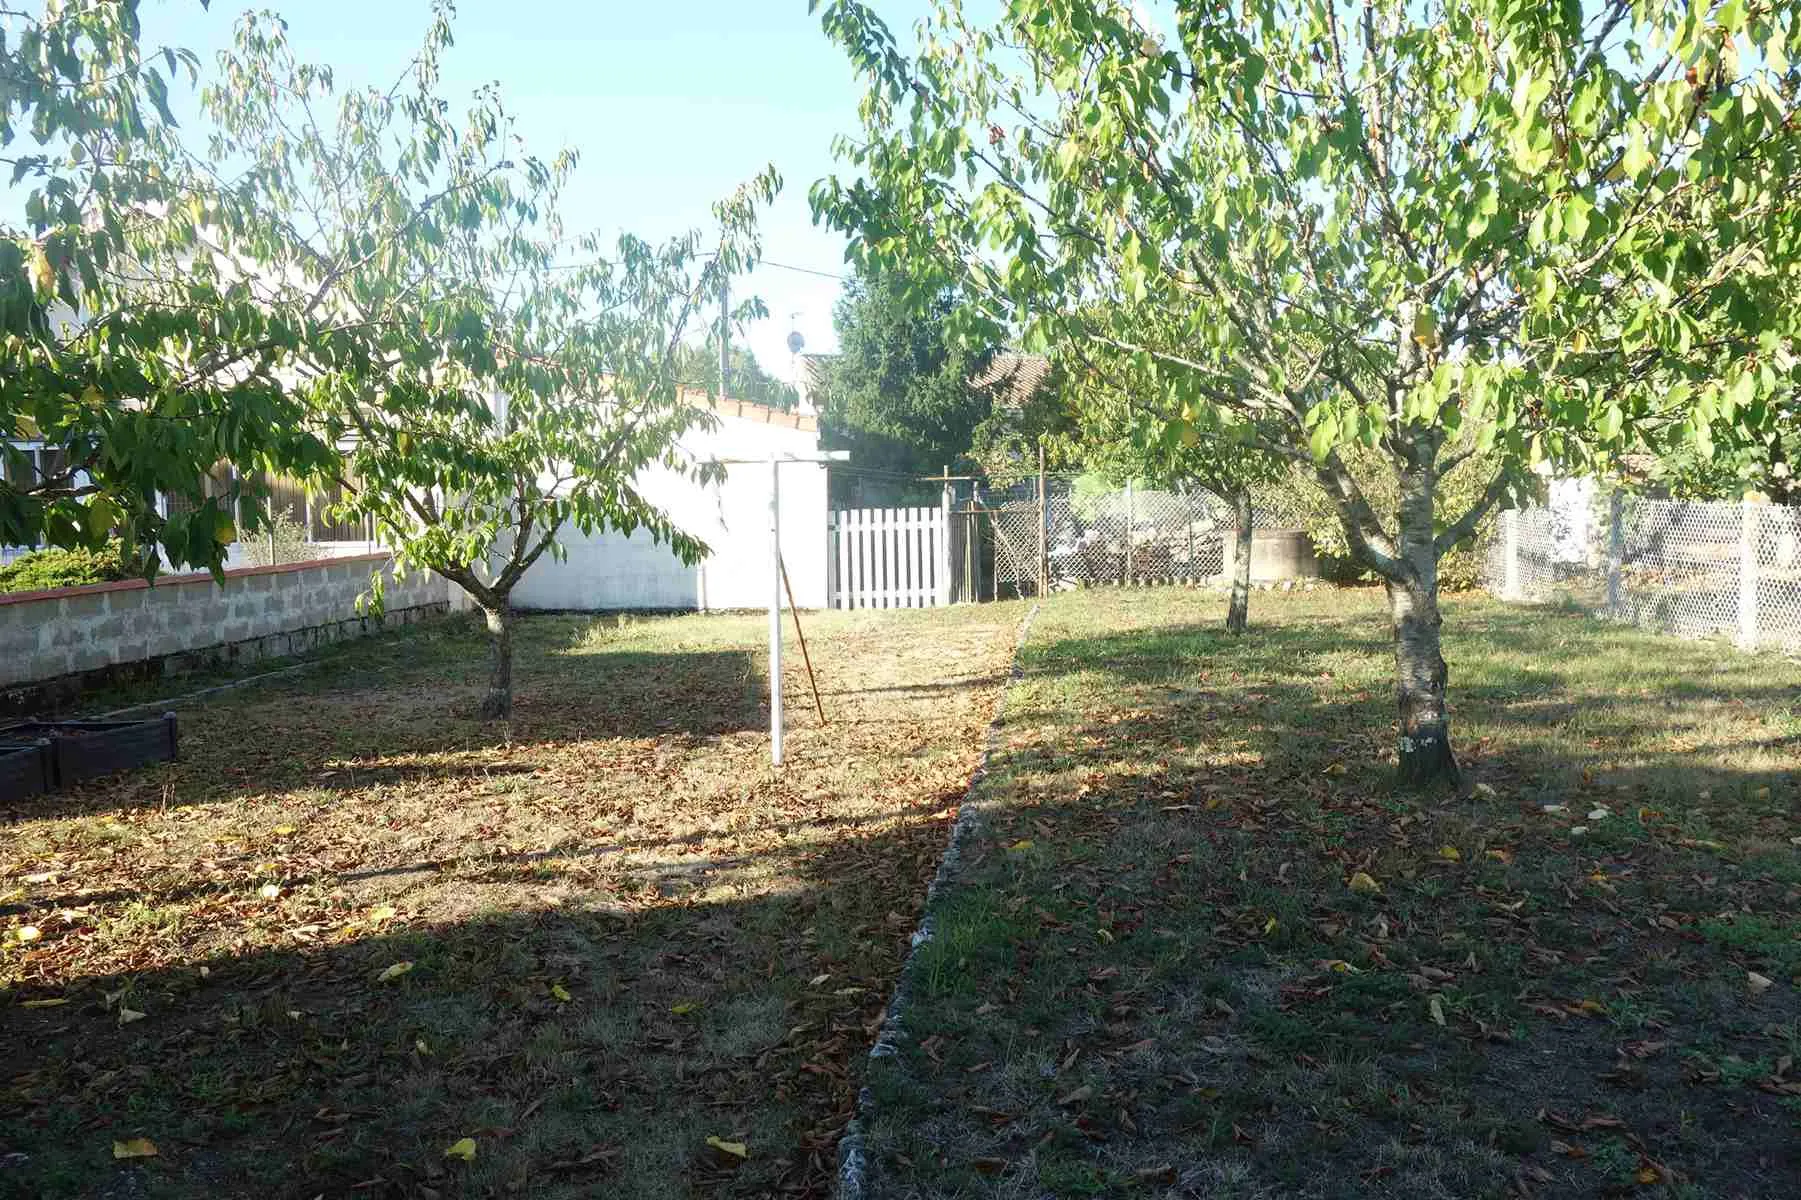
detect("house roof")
[969,353,1053,409]
[680,387,817,433]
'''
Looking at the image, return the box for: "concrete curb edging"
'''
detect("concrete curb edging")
[837,601,1041,1199]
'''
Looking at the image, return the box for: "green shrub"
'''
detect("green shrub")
[1272,446,1505,592]
[239,515,314,567]
[0,544,134,593]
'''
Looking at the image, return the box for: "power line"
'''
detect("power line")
[757,259,846,281]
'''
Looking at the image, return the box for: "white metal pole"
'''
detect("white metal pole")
[769,452,784,767]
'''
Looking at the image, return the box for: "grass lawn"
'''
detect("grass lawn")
[862,588,1800,1199]
[1,601,1026,1199]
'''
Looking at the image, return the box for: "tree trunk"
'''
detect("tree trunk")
[479,601,514,720]
[1226,490,1252,633]
[1390,463,1458,789]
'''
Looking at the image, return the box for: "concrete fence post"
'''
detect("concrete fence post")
[1502,509,1521,600]
[1122,480,1134,584]
[1738,499,1759,650]
[1605,492,1624,618]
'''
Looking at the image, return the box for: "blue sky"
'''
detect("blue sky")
[140,0,884,382]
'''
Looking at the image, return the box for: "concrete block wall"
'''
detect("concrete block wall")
[0,554,449,701]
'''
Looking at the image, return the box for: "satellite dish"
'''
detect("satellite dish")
[786,329,806,355]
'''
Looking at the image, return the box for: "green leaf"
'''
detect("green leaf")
[1563,193,1593,241]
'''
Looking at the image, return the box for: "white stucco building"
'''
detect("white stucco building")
[510,394,829,611]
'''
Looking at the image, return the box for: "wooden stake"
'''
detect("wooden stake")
[780,555,827,725]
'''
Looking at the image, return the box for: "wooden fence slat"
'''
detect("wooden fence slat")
[884,508,895,608]
[846,504,860,609]
[825,504,953,610]
[903,507,916,607]
[910,507,925,607]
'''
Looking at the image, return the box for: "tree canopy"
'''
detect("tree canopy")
[814,0,1801,785]
[2,0,334,571]
[187,7,775,716]
[817,268,995,483]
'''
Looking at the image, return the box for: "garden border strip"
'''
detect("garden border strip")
[837,601,1040,1199]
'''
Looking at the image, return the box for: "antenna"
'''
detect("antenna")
[787,314,808,411]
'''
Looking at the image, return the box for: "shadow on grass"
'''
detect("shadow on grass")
[1012,599,1799,800]
[3,630,765,824]
[853,591,1799,1199]
[0,815,944,1200]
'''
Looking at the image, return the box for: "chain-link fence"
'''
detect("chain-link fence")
[984,475,1309,596]
[1482,495,1801,652]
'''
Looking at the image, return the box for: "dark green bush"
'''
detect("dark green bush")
[0,544,133,593]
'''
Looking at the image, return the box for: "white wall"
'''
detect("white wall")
[510,411,828,612]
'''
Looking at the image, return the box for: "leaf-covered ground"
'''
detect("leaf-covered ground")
[862,588,1800,1199]
[1,603,1026,1199]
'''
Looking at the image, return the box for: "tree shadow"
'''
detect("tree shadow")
[0,810,949,1200]
[1011,598,1799,801]
[2,635,765,823]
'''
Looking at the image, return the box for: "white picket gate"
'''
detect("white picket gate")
[828,505,951,609]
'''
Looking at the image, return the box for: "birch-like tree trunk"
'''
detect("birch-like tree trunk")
[1227,490,1253,634]
[478,602,515,720]
[1389,461,1456,788]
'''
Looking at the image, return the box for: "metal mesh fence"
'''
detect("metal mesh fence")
[987,475,1309,595]
[1482,496,1801,652]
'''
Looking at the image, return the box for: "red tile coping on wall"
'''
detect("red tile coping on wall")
[677,387,819,433]
[0,552,395,608]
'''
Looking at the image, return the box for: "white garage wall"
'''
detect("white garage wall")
[510,407,829,612]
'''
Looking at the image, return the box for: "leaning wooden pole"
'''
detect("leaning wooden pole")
[779,555,827,725]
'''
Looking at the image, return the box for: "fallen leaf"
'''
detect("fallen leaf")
[1636,1166,1660,1185]
[1007,839,1034,852]
[444,1137,476,1161]
[1429,995,1446,1026]
[550,983,573,1003]
[259,883,281,900]
[1056,1085,1094,1106]
[118,1006,146,1025]
[1322,762,1347,777]
[273,825,297,836]
[1747,971,1773,995]
[20,997,68,1008]
[1437,846,1461,862]
[1471,782,1497,799]
[1348,872,1382,895]
[1262,915,1278,935]
[705,1136,748,1159]
[376,961,414,983]
[14,925,42,944]
[369,905,398,922]
[671,1000,698,1016]
[112,1137,158,1159]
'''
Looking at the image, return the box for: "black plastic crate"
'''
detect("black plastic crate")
[0,739,55,802]
[0,714,178,789]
